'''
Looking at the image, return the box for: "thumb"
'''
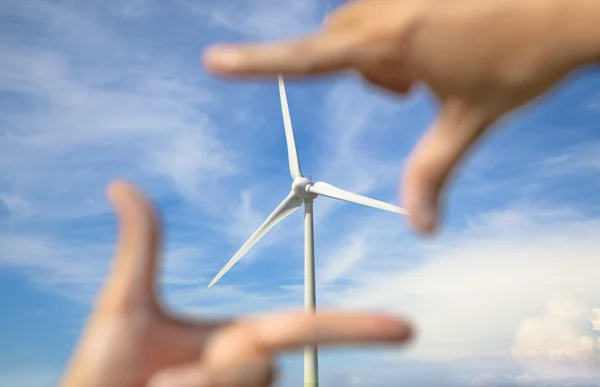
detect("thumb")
[99,180,161,312]
[402,99,495,235]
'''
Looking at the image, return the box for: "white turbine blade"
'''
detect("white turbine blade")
[208,192,303,288]
[278,75,303,179]
[308,182,407,215]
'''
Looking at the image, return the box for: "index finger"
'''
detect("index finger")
[202,33,362,77]
[204,310,413,368]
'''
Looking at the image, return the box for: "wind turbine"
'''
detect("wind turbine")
[208,75,407,387]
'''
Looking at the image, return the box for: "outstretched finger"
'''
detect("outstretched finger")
[202,32,362,77]
[204,310,413,368]
[402,99,495,234]
[101,180,161,312]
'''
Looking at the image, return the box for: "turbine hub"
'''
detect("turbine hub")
[292,177,317,200]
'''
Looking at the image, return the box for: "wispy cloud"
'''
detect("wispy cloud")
[0,233,109,302]
[537,141,600,176]
[180,0,327,39]
[0,39,236,218]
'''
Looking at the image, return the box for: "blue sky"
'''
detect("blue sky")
[1,0,600,386]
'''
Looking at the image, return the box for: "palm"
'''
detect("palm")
[60,182,411,387]
[68,311,212,387]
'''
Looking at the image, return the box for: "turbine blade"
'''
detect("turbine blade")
[308,182,407,215]
[208,191,303,288]
[278,75,303,179]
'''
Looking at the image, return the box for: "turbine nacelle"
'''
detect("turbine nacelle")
[292,177,317,201]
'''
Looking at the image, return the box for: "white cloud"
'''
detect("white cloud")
[317,206,600,373]
[593,308,600,331]
[512,297,600,364]
[3,1,600,386]
[470,372,497,386]
[511,297,600,381]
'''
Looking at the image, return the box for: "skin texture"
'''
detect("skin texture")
[59,181,412,387]
[202,0,600,235]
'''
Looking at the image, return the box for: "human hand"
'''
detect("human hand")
[59,181,412,387]
[202,0,600,235]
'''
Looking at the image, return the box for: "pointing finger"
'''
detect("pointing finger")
[204,310,413,368]
[101,180,161,312]
[202,33,363,77]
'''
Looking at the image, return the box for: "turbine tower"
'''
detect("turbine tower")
[208,75,407,387]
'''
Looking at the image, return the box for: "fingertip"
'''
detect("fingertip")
[407,201,439,237]
[106,180,150,223]
[202,33,357,77]
[401,188,438,238]
[106,181,137,224]
[106,180,151,210]
[202,45,245,74]
[106,180,158,253]
[374,315,414,342]
[106,179,130,203]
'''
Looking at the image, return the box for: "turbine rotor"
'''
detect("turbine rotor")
[292,177,317,201]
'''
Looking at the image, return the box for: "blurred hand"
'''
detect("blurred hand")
[202,0,600,234]
[60,181,412,387]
